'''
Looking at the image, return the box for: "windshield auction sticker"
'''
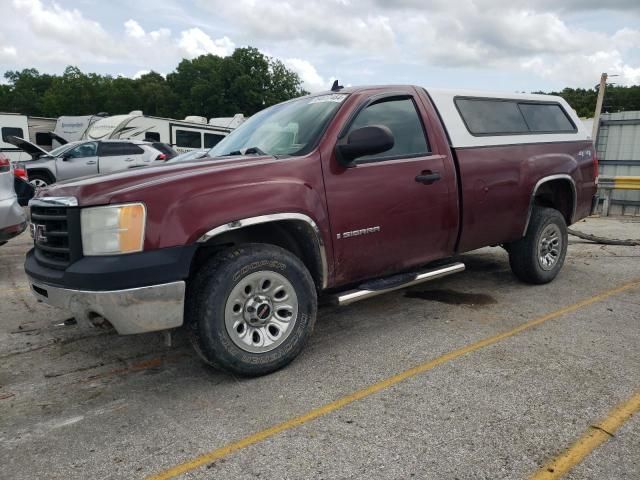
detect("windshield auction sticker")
[308,94,348,104]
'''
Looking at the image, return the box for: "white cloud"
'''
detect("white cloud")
[1,45,18,61]
[7,2,233,70]
[132,69,151,79]
[203,0,396,53]
[523,50,640,87]
[201,0,638,88]
[391,1,640,87]
[3,0,639,92]
[612,28,640,50]
[178,28,234,58]
[124,19,145,39]
[12,0,122,59]
[124,19,171,44]
[284,58,327,92]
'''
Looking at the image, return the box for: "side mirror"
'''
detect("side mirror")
[61,153,71,161]
[336,125,394,166]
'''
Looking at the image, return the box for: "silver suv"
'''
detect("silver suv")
[0,153,27,245]
[8,137,166,187]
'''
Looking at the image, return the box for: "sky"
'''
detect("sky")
[0,0,639,93]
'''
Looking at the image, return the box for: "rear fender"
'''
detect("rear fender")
[523,174,576,235]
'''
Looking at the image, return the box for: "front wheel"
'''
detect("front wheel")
[29,174,51,188]
[187,243,317,376]
[508,207,568,284]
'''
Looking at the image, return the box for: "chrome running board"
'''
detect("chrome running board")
[334,262,465,306]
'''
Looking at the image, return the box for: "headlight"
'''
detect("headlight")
[81,203,146,255]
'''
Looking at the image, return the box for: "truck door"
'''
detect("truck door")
[323,91,458,286]
[55,141,99,181]
[97,142,145,173]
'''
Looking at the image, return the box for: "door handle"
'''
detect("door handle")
[125,158,135,162]
[415,171,441,185]
[86,160,97,165]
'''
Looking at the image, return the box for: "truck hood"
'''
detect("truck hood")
[6,136,50,160]
[34,154,281,206]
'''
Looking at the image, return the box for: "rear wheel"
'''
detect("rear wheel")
[508,207,568,284]
[187,243,317,376]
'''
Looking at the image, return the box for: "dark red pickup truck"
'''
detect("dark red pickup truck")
[26,85,598,376]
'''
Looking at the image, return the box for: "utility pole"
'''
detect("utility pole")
[591,72,607,145]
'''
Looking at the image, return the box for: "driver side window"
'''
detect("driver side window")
[348,98,430,162]
[66,142,97,159]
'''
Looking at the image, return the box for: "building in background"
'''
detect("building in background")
[596,111,640,216]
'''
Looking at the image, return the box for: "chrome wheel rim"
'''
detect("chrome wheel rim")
[224,271,298,354]
[29,178,48,188]
[538,224,562,270]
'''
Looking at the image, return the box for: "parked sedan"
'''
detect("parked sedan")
[0,153,27,246]
[8,137,166,187]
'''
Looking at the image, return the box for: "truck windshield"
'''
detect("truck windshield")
[209,93,348,158]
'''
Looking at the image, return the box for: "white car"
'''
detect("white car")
[0,152,27,246]
[8,137,166,187]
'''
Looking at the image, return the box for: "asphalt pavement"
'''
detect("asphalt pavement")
[0,216,638,479]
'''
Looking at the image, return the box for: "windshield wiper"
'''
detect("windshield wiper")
[228,146,267,156]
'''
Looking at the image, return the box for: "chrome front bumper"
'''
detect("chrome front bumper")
[28,277,185,334]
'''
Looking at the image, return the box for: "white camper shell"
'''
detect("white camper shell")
[83,111,245,153]
[425,88,590,148]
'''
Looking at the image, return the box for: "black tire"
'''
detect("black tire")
[187,243,317,377]
[508,207,568,284]
[28,173,52,188]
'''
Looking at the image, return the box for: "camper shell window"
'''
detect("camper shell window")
[518,103,576,132]
[176,130,202,148]
[2,127,24,142]
[454,97,577,136]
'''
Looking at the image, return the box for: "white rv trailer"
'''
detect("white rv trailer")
[0,113,57,162]
[52,114,106,147]
[83,111,245,153]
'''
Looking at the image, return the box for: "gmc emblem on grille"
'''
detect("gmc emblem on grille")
[30,224,48,243]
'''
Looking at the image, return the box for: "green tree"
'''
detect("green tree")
[538,85,640,118]
[1,68,53,115]
[0,47,306,118]
[135,72,179,117]
[167,47,306,117]
[41,66,110,116]
[103,76,138,115]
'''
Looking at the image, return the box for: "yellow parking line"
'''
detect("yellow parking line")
[530,391,640,479]
[147,279,640,480]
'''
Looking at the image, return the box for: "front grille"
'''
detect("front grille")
[30,206,81,270]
